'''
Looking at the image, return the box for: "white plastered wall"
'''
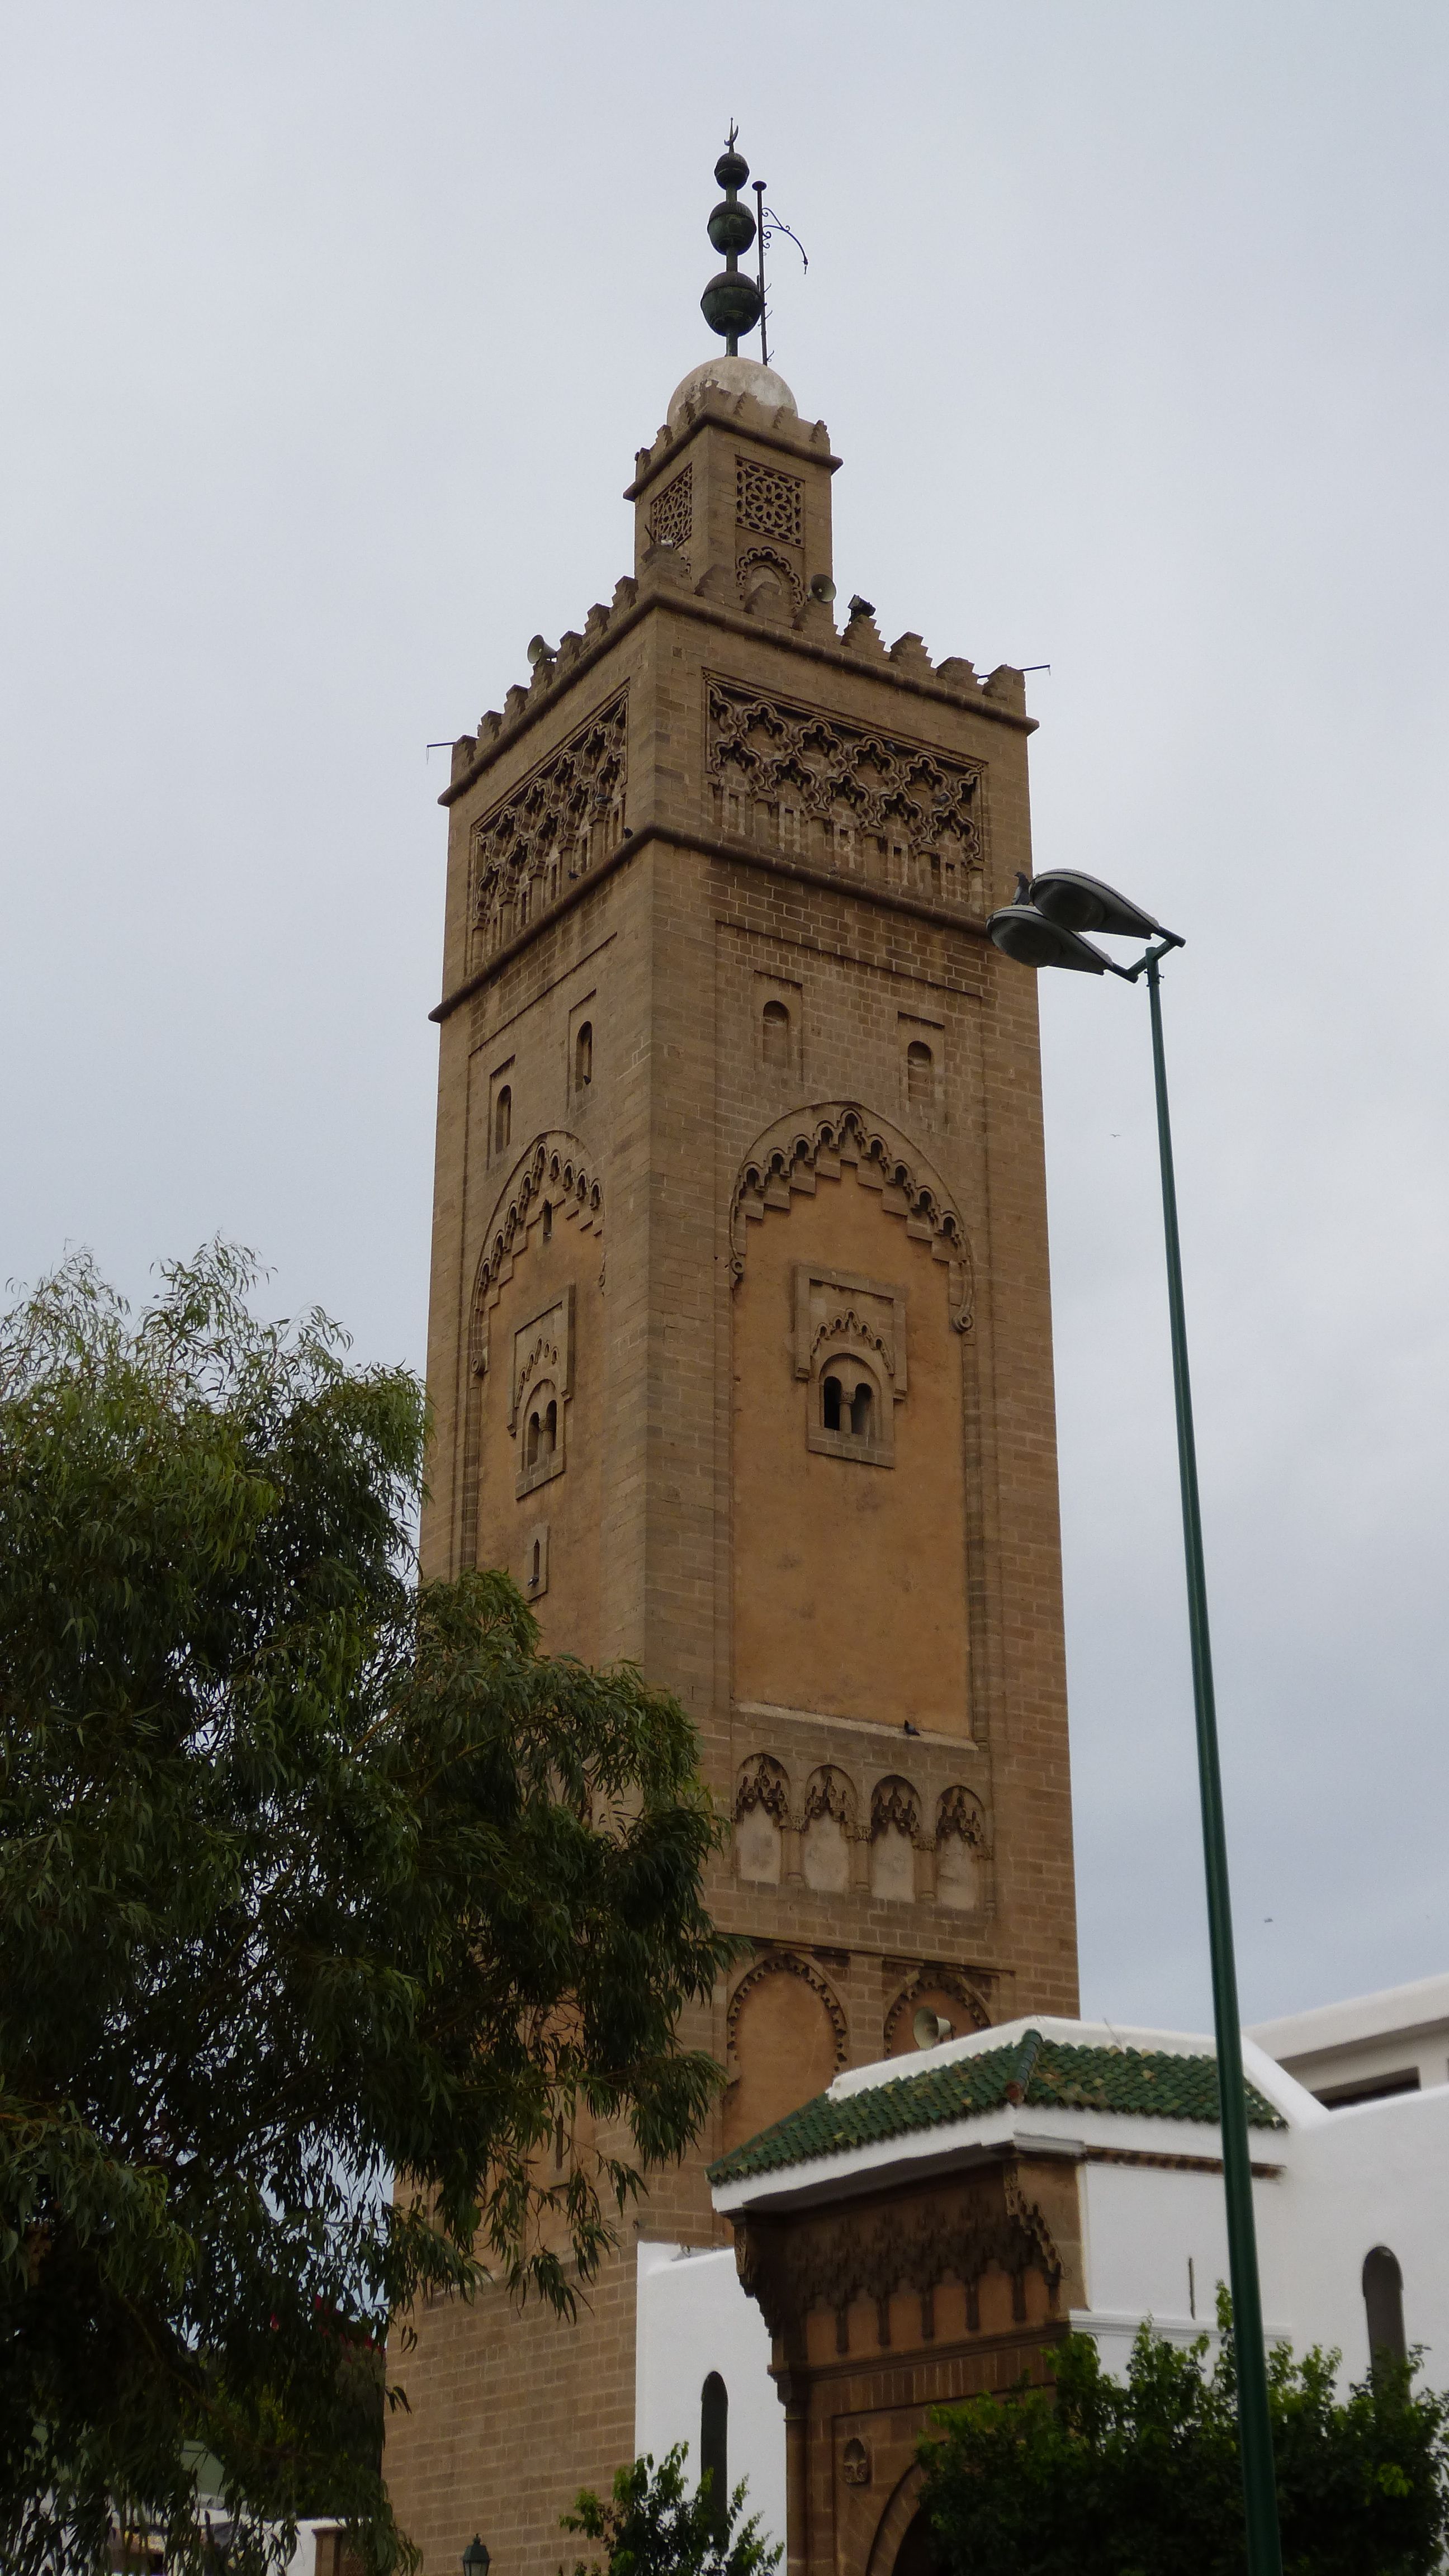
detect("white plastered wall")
[1261,2083,1449,2383]
[1072,2043,1449,2389]
[1251,1972,1449,2104]
[634,2244,787,2554]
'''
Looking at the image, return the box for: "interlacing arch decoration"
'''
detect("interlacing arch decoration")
[936,1784,988,1850]
[802,1763,858,1834]
[883,1967,992,2056]
[468,1130,604,1381]
[734,1752,792,1826]
[705,678,984,908]
[725,1952,849,2076]
[468,690,627,963]
[870,1775,925,1848]
[728,1103,973,1328]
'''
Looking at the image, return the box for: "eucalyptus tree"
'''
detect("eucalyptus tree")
[0,1247,731,2573]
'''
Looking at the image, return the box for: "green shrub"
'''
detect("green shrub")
[562,2446,781,2576]
[918,2292,1449,2576]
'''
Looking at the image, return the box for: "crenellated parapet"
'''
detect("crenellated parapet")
[629,373,833,489]
[443,364,1026,817]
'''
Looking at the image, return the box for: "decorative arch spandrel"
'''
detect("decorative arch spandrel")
[728,1103,973,1327]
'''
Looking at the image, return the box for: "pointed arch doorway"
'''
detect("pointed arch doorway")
[890,2514,941,2576]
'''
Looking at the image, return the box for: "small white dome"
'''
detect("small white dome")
[666,356,798,430]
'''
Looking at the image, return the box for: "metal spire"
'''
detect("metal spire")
[700,129,764,356]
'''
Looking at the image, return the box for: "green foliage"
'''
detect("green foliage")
[918,2290,1449,2576]
[561,2446,781,2576]
[0,1248,735,2575]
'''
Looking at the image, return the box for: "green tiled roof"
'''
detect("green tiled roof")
[708,2029,1286,2185]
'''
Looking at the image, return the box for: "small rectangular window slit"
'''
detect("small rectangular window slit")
[524,1522,550,1598]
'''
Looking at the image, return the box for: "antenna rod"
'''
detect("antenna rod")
[753,178,768,366]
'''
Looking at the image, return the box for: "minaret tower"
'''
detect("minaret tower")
[388,141,1077,2574]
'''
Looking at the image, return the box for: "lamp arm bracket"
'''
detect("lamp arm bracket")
[1121,929,1186,982]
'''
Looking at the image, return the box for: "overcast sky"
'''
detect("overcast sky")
[4,3,1448,2038]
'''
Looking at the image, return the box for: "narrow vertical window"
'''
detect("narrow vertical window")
[699,2373,728,2544]
[526,1409,541,1470]
[762,998,790,1069]
[822,1374,842,1432]
[542,1200,553,1242]
[906,1040,933,1105]
[850,1380,873,1438]
[575,1021,593,1092]
[529,1540,542,1592]
[1363,2246,1407,2369]
[494,1085,512,1155]
[545,1399,557,1456]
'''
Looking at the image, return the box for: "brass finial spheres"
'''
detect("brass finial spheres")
[700,131,764,354]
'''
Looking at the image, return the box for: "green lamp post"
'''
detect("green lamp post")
[461,2537,491,2576]
[989,869,1284,2576]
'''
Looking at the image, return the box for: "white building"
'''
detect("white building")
[634,1989,1449,2562]
[1250,1969,1449,2108]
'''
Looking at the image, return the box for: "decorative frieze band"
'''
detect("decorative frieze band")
[705,675,985,908]
[733,2166,1064,2342]
[468,690,627,964]
[733,1752,990,1864]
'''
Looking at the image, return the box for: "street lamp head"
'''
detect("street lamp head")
[462,2539,491,2576]
[1028,870,1165,940]
[987,902,1112,974]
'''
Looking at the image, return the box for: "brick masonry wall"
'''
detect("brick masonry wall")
[386,391,1077,2572]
